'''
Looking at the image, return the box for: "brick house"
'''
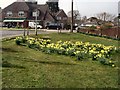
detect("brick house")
[2,0,68,28]
[55,9,68,29]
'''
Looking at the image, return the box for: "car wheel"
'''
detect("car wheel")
[47,27,49,29]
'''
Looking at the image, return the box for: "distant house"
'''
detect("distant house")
[87,17,98,23]
[55,9,68,28]
[113,16,119,26]
[2,0,68,28]
[81,17,98,27]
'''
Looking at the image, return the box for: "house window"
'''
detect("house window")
[57,17,61,20]
[18,11,24,17]
[63,17,67,20]
[7,11,12,17]
[33,11,39,17]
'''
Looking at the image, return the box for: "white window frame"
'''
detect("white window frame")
[7,11,13,17]
[18,11,24,17]
[33,11,39,17]
[57,17,61,20]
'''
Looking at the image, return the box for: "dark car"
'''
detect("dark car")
[65,24,78,30]
[46,23,62,30]
[1,24,7,27]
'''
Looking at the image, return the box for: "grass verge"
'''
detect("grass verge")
[2,33,120,88]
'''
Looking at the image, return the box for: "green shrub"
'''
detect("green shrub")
[89,26,97,30]
[15,37,23,45]
[101,23,113,30]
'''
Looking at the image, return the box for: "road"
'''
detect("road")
[0,29,50,39]
[0,29,76,39]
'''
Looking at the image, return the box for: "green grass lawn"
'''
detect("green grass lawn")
[2,33,120,88]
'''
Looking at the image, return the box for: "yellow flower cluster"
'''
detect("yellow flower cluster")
[15,36,118,67]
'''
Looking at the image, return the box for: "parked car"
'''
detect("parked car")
[65,24,78,30]
[45,23,62,30]
[1,24,8,27]
[29,22,42,29]
[81,23,97,27]
[75,25,86,30]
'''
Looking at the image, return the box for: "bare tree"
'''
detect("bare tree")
[68,10,81,20]
[96,12,115,22]
[67,10,81,27]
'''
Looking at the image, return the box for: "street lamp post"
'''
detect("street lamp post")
[70,0,73,33]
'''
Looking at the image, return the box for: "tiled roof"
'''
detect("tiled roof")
[43,11,55,21]
[25,3,55,21]
[55,9,67,17]
[3,2,29,12]
[37,4,50,20]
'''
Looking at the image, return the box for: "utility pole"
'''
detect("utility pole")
[35,9,38,36]
[70,0,73,32]
[117,13,120,39]
[118,13,120,26]
[103,12,106,23]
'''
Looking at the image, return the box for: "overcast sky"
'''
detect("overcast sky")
[0,0,119,17]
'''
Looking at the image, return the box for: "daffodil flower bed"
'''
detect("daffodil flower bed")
[15,36,119,67]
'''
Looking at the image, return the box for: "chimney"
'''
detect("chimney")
[26,0,37,4]
[46,0,59,12]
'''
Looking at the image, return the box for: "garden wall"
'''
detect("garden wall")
[78,27,120,39]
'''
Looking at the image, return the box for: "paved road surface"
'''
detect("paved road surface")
[0,29,50,39]
[0,29,76,39]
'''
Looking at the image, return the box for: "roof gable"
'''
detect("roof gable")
[37,4,54,21]
[56,9,67,17]
[43,11,55,21]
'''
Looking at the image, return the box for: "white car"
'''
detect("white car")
[35,24,42,29]
[29,22,42,29]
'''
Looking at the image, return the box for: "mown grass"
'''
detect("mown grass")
[2,33,120,88]
[33,33,119,47]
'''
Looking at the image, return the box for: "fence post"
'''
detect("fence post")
[27,29,29,36]
[23,28,25,36]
